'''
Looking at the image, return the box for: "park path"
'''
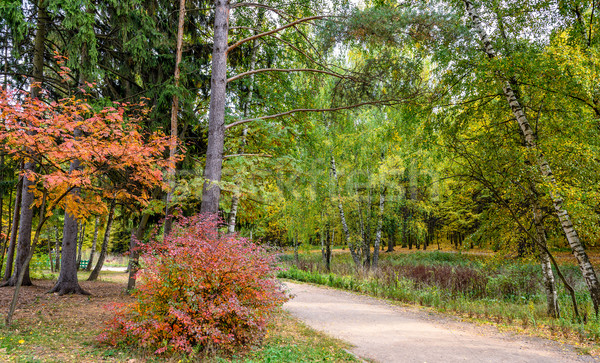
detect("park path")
[283,282,597,363]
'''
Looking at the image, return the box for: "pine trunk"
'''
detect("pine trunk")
[88,201,116,281]
[464,0,600,314]
[164,0,186,236]
[200,0,230,214]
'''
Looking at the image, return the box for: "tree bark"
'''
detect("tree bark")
[330,156,360,266]
[533,202,560,318]
[200,0,230,214]
[87,200,116,281]
[48,144,89,295]
[164,0,186,236]
[85,216,99,271]
[464,0,600,314]
[2,176,21,281]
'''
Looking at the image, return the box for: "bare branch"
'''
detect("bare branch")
[225,100,401,129]
[227,68,351,83]
[230,2,293,21]
[224,153,272,158]
[227,16,327,54]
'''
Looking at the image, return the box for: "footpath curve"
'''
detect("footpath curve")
[283,281,597,363]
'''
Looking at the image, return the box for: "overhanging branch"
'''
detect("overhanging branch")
[225,99,400,129]
[227,68,351,83]
[227,16,327,54]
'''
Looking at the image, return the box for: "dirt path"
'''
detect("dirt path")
[283,282,597,363]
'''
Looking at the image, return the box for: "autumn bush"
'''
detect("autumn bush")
[99,214,288,355]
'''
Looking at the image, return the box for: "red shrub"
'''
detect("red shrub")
[98,214,288,355]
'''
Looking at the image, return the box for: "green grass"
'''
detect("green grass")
[225,310,359,362]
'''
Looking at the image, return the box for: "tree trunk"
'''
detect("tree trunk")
[85,216,99,271]
[164,0,186,236]
[320,228,326,265]
[5,192,48,326]
[76,222,85,269]
[200,0,230,214]
[533,202,560,318]
[372,191,385,270]
[331,156,360,266]
[4,160,36,287]
[293,232,299,266]
[127,211,150,291]
[48,145,89,295]
[464,0,600,315]
[3,0,48,288]
[2,176,20,281]
[387,229,395,252]
[0,181,13,278]
[54,226,60,271]
[356,187,370,269]
[87,200,116,281]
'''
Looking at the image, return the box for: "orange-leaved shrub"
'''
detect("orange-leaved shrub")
[98,214,288,354]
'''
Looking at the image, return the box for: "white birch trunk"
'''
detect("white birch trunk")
[533,203,560,317]
[463,0,600,314]
[331,156,361,266]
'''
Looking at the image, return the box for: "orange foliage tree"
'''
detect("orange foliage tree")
[0,85,173,323]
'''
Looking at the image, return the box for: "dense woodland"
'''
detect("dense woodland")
[0,0,599,337]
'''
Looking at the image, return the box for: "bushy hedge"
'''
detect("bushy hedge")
[99,214,288,355]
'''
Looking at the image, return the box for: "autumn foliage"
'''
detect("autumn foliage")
[98,214,288,355]
[0,85,172,217]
